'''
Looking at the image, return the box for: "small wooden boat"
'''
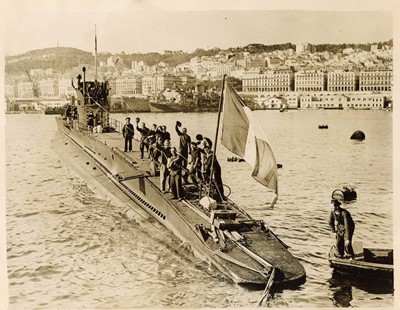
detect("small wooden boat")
[318,124,328,129]
[328,245,393,280]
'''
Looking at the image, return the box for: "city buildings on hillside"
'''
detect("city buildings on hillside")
[4,43,393,111]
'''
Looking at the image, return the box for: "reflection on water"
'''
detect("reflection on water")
[6,111,393,308]
[328,270,394,307]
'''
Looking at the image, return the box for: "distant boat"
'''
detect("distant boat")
[45,107,65,115]
[318,125,328,129]
[110,95,151,113]
[149,101,197,113]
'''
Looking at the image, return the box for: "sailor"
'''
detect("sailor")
[147,124,158,158]
[65,105,72,124]
[329,199,355,259]
[167,147,184,201]
[175,121,192,169]
[203,143,225,202]
[122,117,134,152]
[156,125,171,143]
[158,139,172,193]
[135,118,150,159]
[87,110,95,133]
[188,141,203,185]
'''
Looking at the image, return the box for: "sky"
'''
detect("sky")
[1,0,396,56]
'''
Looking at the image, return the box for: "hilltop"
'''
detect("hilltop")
[5,39,393,76]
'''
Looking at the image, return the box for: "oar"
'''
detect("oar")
[257,267,276,307]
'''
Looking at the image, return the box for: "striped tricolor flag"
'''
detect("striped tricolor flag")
[221,83,278,201]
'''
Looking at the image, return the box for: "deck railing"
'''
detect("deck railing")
[109,117,123,133]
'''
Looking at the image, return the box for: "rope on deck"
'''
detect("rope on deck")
[257,267,275,307]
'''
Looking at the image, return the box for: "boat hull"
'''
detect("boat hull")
[54,117,306,288]
[328,246,393,280]
[45,108,64,115]
[110,96,151,113]
[149,102,197,113]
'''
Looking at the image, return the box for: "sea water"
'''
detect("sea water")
[5,110,393,308]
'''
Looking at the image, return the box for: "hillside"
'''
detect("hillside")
[5,40,393,76]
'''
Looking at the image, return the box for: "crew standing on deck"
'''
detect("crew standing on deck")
[175,121,192,168]
[147,124,158,158]
[158,139,172,193]
[136,118,150,159]
[122,117,134,152]
[87,111,95,134]
[188,141,203,186]
[203,142,225,202]
[168,147,184,201]
[157,125,171,143]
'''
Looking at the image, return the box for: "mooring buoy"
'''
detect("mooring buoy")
[350,130,365,140]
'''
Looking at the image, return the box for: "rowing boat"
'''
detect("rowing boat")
[328,245,393,280]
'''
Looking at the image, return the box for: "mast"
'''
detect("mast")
[208,74,227,198]
[95,24,98,81]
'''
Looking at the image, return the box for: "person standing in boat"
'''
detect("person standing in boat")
[135,118,150,159]
[203,143,225,202]
[329,199,355,259]
[167,147,184,201]
[122,117,134,152]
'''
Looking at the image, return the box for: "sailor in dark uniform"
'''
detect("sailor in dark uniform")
[203,143,225,202]
[175,121,191,169]
[329,199,355,259]
[122,117,134,152]
[135,118,150,159]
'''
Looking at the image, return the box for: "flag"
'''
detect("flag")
[221,83,278,198]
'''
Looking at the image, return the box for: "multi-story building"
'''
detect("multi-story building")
[266,56,283,68]
[213,63,235,78]
[58,78,76,98]
[17,81,35,98]
[201,57,217,69]
[327,70,356,92]
[5,83,17,99]
[156,75,176,94]
[115,77,142,96]
[142,75,153,95]
[178,75,196,86]
[141,74,176,96]
[294,70,325,92]
[242,71,292,93]
[39,79,59,97]
[108,79,116,96]
[346,93,386,109]
[359,70,392,92]
[299,94,348,109]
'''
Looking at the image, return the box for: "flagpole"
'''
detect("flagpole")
[95,24,97,81]
[208,74,227,198]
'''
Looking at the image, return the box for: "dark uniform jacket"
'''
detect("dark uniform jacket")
[122,123,134,138]
[329,208,355,240]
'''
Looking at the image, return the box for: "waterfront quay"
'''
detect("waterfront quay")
[239,90,392,110]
